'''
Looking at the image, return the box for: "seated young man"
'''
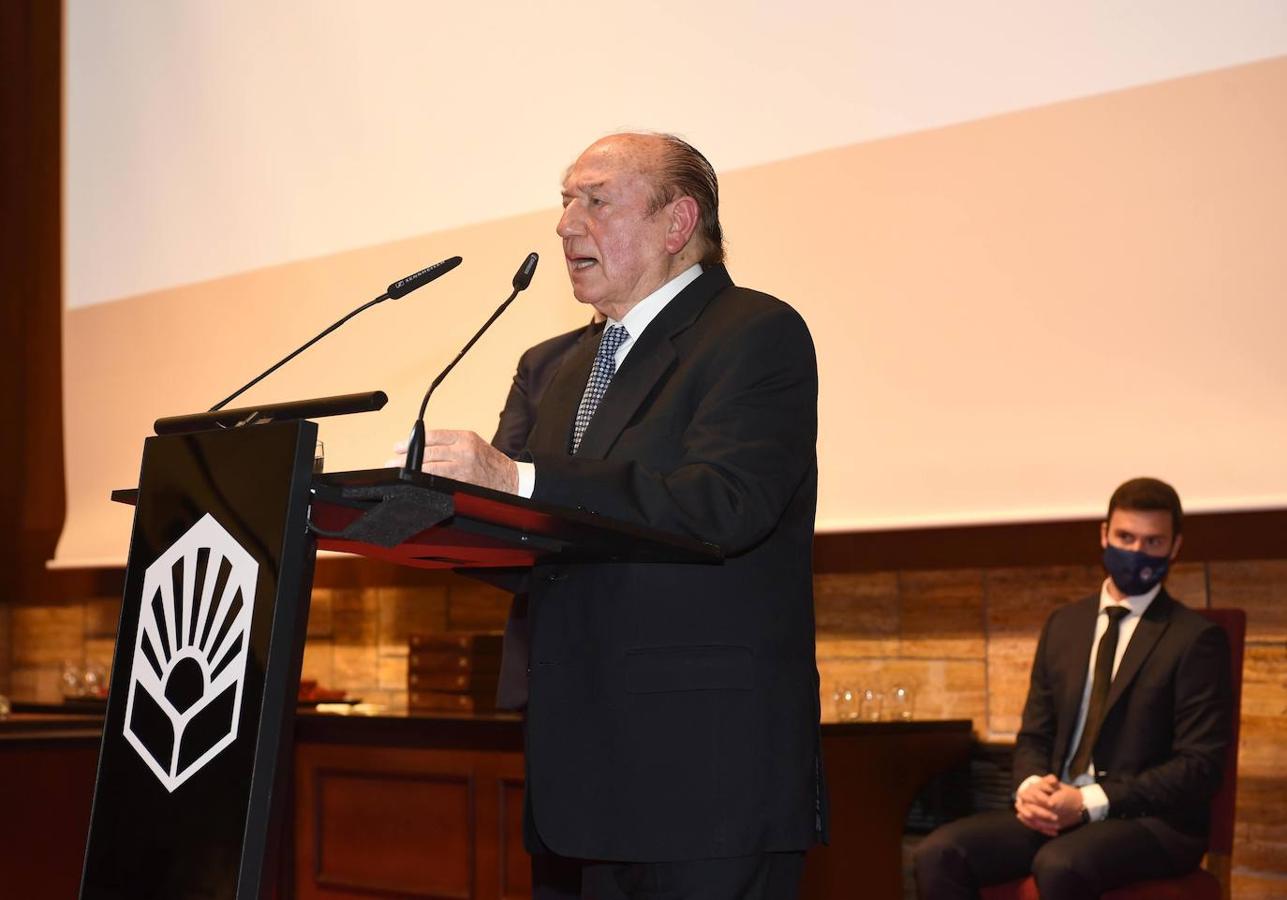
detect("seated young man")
[914,477,1232,900]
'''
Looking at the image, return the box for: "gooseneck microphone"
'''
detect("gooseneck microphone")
[402,252,539,475]
[208,256,463,412]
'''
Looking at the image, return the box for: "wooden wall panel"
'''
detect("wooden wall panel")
[898,569,986,660]
[294,741,525,900]
[814,571,900,655]
[499,779,531,900]
[11,603,82,668]
[0,735,100,900]
[1209,560,1287,641]
[314,769,473,897]
[0,603,10,694]
[445,579,513,633]
[982,566,1095,735]
[1230,869,1287,900]
[378,585,452,646]
[0,0,64,613]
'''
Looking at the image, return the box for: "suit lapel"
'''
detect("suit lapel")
[573,266,731,460]
[1103,589,1173,715]
[1055,597,1099,763]
[526,321,602,457]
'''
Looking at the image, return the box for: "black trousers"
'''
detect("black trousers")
[912,810,1206,900]
[532,851,806,900]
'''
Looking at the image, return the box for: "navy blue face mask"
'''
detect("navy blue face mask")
[1102,544,1171,596]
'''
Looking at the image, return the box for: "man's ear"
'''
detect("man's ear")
[1100,521,1109,549]
[1169,533,1183,561]
[664,196,700,255]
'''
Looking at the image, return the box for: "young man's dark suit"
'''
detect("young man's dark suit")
[914,588,1231,899]
[518,264,826,865]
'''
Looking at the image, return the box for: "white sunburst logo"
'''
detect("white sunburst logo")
[123,513,259,792]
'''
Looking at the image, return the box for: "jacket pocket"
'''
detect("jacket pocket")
[625,644,753,694]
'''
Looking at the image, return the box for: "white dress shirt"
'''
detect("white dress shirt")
[514,264,703,498]
[1019,579,1161,822]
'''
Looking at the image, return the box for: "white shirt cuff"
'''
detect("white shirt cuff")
[515,461,535,499]
[1079,783,1110,822]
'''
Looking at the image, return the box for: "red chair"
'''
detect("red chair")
[980,608,1245,900]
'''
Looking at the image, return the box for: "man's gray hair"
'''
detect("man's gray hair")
[645,134,726,267]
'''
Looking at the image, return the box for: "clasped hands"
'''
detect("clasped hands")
[1014,774,1086,836]
[387,429,519,495]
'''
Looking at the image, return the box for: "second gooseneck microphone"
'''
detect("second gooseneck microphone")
[402,252,539,476]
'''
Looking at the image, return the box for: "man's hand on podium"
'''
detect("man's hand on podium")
[389,430,519,494]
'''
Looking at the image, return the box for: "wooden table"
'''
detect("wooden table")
[0,711,970,900]
[275,714,973,900]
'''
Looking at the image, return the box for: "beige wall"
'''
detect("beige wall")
[60,56,1287,565]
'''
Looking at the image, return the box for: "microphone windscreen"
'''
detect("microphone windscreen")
[512,252,539,291]
[388,255,463,299]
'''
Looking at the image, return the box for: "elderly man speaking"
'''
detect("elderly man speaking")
[405,132,824,900]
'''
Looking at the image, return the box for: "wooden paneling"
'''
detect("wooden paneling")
[1230,869,1287,900]
[0,603,10,693]
[983,565,1098,736]
[330,588,380,691]
[1209,560,1287,641]
[1165,561,1210,608]
[0,0,64,611]
[294,739,526,900]
[499,778,531,900]
[812,510,1287,574]
[814,571,900,655]
[292,717,971,900]
[378,585,451,647]
[0,730,100,900]
[9,603,83,702]
[1238,643,1287,777]
[10,603,82,668]
[445,579,513,633]
[899,569,986,660]
[314,768,473,897]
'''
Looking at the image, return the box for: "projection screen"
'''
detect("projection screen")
[58,1,1287,566]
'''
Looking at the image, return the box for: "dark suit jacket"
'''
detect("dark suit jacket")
[492,323,598,457]
[489,322,598,710]
[520,265,824,862]
[1013,589,1232,847]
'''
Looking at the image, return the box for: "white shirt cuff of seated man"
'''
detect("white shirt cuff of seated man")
[1016,775,1109,823]
[1079,783,1109,821]
[515,461,535,499]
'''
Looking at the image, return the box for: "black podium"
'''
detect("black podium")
[80,420,717,900]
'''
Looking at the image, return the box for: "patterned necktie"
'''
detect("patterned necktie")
[571,324,629,454]
[1067,604,1130,777]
